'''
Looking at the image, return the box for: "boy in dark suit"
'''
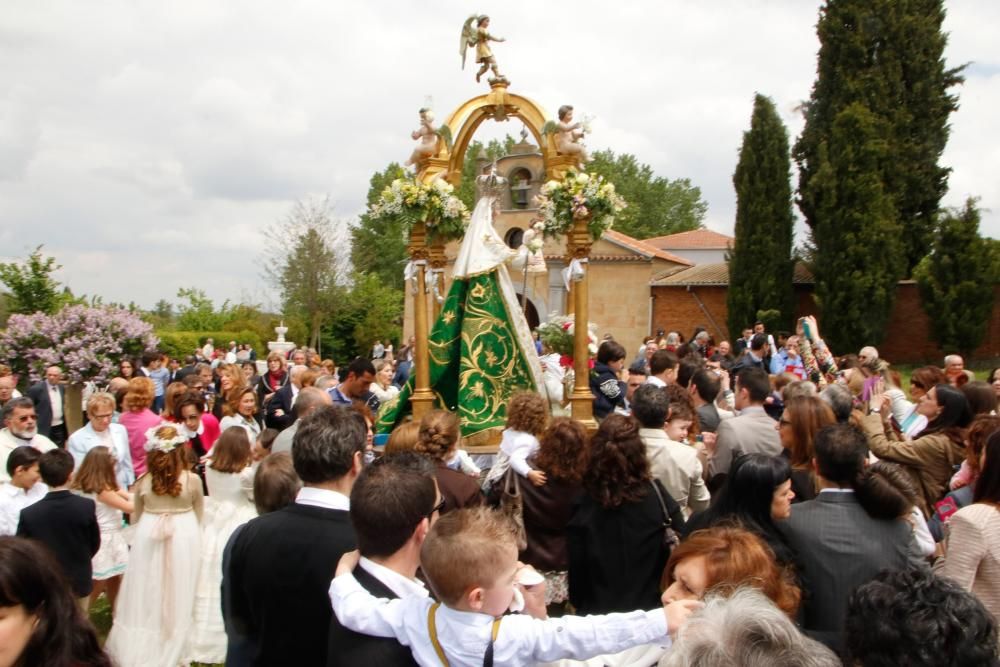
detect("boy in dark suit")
[17,448,100,606]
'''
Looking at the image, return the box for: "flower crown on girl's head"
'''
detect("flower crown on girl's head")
[143,423,187,453]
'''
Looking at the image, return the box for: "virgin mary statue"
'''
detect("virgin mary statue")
[377,168,544,439]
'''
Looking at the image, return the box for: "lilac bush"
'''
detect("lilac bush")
[0,305,158,384]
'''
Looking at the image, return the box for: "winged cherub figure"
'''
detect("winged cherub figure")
[460,15,506,84]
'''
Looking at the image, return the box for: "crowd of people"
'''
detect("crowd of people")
[0,317,997,666]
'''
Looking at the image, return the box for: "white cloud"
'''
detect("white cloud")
[0,0,995,309]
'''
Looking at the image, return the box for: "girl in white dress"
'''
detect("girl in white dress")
[186,426,257,664]
[72,445,133,613]
[106,423,203,667]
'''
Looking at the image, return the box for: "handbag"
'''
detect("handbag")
[650,481,680,552]
[500,470,527,551]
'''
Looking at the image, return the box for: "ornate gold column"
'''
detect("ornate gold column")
[428,242,446,320]
[566,217,596,428]
[408,222,436,419]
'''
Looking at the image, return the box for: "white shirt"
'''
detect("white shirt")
[0,482,48,535]
[0,429,57,484]
[48,382,64,425]
[358,557,429,601]
[329,574,669,667]
[645,375,667,388]
[295,486,350,511]
[499,429,539,478]
[219,415,262,445]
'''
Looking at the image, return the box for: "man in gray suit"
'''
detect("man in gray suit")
[779,423,925,655]
[707,367,779,485]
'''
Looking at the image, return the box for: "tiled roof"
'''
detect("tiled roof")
[644,228,735,250]
[650,261,815,286]
[601,230,694,266]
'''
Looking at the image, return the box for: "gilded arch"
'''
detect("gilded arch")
[415,83,581,186]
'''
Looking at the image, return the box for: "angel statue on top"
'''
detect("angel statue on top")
[406,108,439,168]
[460,15,507,84]
[554,104,591,163]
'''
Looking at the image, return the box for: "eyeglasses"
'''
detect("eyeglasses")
[91,413,114,420]
[426,497,446,517]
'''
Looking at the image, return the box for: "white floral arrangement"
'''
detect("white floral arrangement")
[143,423,188,453]
[369,177,470,242]
[525,221,545,253]
[533,170,626,239]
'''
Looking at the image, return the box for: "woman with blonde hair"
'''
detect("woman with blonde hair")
[371,358,399,405]
[106,423,204,666]
[257,351,288,407]
[66,392,134,491]
[414,409,483,513]
[118,377,161,477]
[213,363,247,420]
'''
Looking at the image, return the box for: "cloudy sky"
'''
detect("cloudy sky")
[1,1,996,310]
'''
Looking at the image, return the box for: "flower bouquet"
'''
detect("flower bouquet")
[536,315,599,369]
[369,177,470,242]
[533,170,626,239]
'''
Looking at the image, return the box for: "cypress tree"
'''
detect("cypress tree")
[914,199,1000,358]
[796,1,961,271]
[809,103,903,352]
[727,94,795,339]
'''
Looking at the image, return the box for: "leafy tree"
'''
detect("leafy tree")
[727,94,796,339]
[175,287,231,331]
[321,273,403,363]
[350,163,408,291]
[914,199,1000,357]
[0,245,65,315]
[795,0,963,276]
[807,103,904,352]
[587,150,706,239]
[262,197,349,351]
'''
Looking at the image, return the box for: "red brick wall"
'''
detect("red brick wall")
[651,284,999,364]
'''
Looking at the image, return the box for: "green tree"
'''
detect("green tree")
[727,94,796,339]
[0,245,64,315]
[587,150,706,239]
[350,163,408,291]
[175,287,231,331]
[794,0,963,276]
[807,103,904,352]
[263,197,348,351]
[914,199,1000,357]
[321,273,403,363]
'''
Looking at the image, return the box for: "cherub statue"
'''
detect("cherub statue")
[406,108,438,167]
[554,105,591,163]
[460,15,506,84]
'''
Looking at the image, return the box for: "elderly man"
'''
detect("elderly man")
[26,366,67,446]
[770,335,806,380]
[944,354,975,387]
[0,398,57,483]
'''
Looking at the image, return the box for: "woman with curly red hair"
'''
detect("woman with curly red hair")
[567,414,686,614]
[519,417,590,608]
[105,423,204,666]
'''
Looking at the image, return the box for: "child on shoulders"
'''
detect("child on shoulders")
[485,391,549,490]
[329,507,699,667]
